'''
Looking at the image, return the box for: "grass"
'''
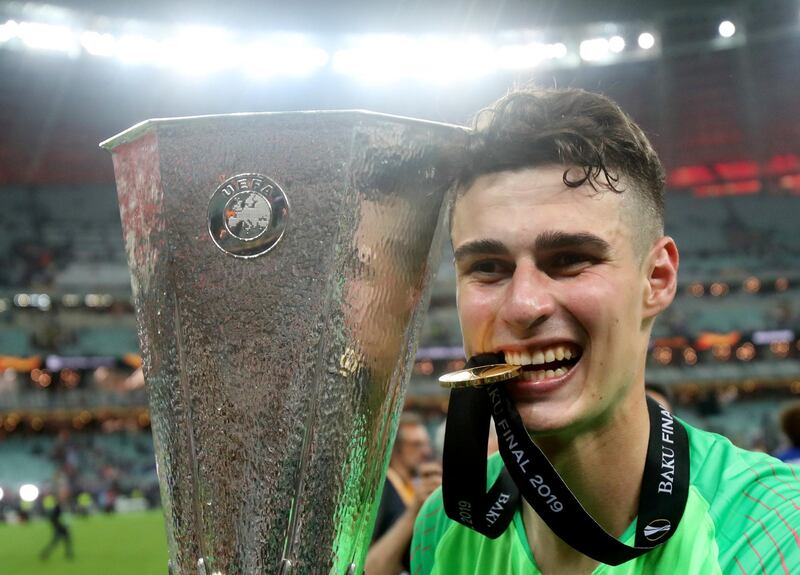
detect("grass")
[0,510,169,575]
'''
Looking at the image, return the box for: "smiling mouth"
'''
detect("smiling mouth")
[503,344,582,382]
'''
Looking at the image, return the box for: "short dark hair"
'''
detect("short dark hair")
[780,401,800,447]
[456,88,666,250]
[394,411,425,451]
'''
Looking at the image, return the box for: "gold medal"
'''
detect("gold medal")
[438,364,521,389]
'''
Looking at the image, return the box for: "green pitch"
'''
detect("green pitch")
[0,510,169,575]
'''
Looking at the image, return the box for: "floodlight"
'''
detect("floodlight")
[719,21,736,38]
[638,32,655,50]
[19,484,39,502]
[332,34,493,84]
[579,38,609,61]
[13,294,31,307]
[163,26,237,76]
[81,31,116,57]
[609,35,625,53]
[115,34,163,65]
[0,19,19,43]
[496,42,568,70]
[36,294,51,310]
[18,22,78,55]
[242,34,329,79]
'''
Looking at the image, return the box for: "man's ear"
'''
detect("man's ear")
[643,236,679,320]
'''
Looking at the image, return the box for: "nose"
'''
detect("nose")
[421,442,432,460]
[499,261,556,335]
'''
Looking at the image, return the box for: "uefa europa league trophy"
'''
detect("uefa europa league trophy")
[101,112,466,574]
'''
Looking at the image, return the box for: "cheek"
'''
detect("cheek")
[568,278,632,336]
[572,276,642,347]
[456,286,498,349]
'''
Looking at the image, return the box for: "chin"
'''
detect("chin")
[514,401,582,437]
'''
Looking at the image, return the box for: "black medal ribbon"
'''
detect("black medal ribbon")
[442,353,690,565]
[442,354,520,538]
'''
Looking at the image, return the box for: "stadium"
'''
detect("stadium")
[0,1,799,574]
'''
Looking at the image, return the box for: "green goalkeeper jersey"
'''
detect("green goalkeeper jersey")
[411,420,800,575]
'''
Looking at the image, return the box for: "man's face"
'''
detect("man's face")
[452,166,659,435]
[396,423,432,474]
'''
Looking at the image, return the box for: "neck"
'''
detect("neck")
[523,390,650,574]
[388,459,413,485]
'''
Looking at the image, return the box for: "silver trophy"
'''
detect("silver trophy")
[101,112,466,574]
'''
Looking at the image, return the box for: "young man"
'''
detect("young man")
[411,89,800,574]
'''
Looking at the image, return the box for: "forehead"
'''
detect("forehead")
[399,423,427,438]
[452,166,633,249]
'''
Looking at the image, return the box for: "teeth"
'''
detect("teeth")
[517,365,571,384]
[505,345,580,367]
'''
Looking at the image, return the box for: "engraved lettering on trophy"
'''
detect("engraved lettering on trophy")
[208,172,290,258]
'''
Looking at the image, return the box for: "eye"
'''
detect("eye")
[546,252,597,274]
[461,258,512,280]
[553,252,589,266]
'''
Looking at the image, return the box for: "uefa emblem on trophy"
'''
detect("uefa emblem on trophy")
[102,111,467,574]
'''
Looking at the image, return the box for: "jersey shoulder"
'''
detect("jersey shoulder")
[684,421,800,574]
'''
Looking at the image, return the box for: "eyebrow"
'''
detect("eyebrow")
[453,231,611,263]
[533,231,612,254]
[453,239,509,263]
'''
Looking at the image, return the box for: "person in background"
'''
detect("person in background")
[775,401,800,465]
[39,484,73,561]
[366,412,442,575]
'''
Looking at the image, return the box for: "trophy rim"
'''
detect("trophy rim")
[99,109,469,151]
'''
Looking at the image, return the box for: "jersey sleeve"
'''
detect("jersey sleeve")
[713,452,800,574]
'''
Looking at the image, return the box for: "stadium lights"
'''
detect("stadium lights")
[332,34,496,84]
[115,34,163,65]
[0,19,19,42]
[608,35,625,53]
[13,293,31,307]
[579,37,610,61]
[495,41,567,70]
[80,30,116,57]
[19,484,39,502]
[638,32,656,50]
[162,26,241,76]
[18,21,79,56]
[718,20,736,38]
[1,10,668,81]
[241,34,330,79]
